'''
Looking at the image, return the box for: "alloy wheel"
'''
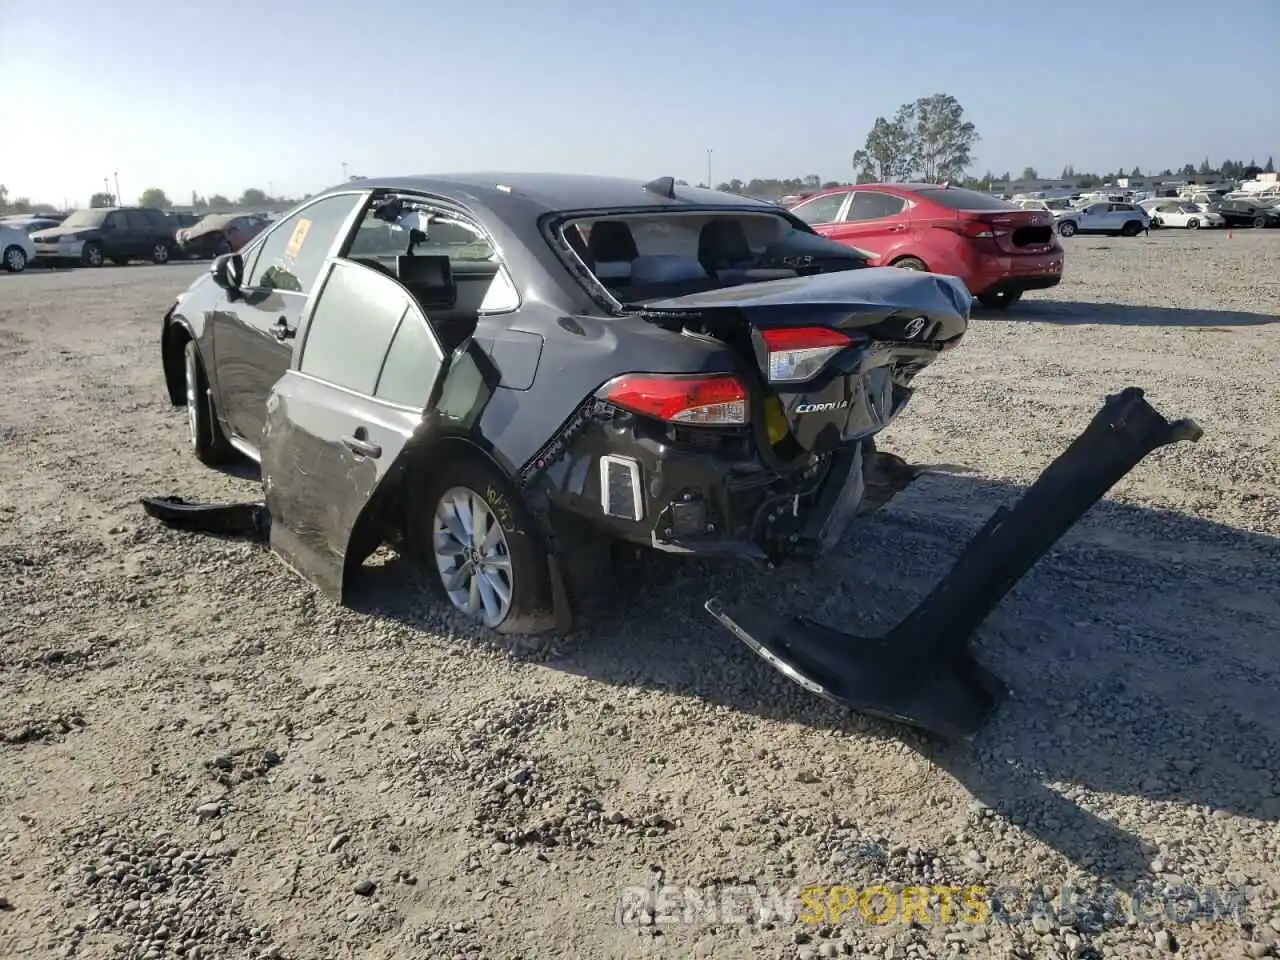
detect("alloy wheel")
[154,243,170,263]
[184,348,199,447]
[3,246,25,272]
[432,486,514,628]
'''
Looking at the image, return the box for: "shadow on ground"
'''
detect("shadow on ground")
[991,300,1279,327]
[343,468,1280,910]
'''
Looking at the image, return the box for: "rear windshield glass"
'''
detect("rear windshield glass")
[915,188,1022,211]
[556,209,868,304]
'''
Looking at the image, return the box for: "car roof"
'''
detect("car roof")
[322,172,775,218]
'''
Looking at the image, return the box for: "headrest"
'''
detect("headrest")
[629,254,708,286]
[698,218,753,270]
[587,220,639,262]
[396,254,452,289]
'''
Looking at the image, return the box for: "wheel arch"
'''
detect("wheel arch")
[161,315,196,406]
[342,429,570,632]
[888,253,929,269]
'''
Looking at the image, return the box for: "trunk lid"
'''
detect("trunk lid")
[636,268,972,459]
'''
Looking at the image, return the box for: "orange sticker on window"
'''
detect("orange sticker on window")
[285,218,312,258]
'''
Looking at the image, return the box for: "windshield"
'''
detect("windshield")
[61,209,109,228]
[60,209,108,228]
[1045,199,1072,210]
[557,209,868,304]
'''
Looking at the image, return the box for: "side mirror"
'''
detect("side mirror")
[211,252,243,293]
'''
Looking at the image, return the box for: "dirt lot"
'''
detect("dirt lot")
[2,230,1279,960]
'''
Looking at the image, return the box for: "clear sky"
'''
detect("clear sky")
[2,0,1277,206]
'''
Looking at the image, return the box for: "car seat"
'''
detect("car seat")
[587,220,639,282]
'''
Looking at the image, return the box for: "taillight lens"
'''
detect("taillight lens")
[598,374,747,425]
[760,327,857,383]
[954,216,1011,240]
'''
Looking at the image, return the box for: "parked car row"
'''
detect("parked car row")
[0,207,273,273]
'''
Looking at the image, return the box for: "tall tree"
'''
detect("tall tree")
[851,112,913,183]
[902,94,978,183]
[1198,157,1212,174]
[240,188,268,208]
[138,187,171,209]
[1265,156,1275,174]
[1129,165,1142,177]
[89,193,115,208]
[207,194,232,210]
[1021,167,1038,180]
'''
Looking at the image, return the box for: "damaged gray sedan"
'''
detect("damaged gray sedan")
[150,173,1202,740]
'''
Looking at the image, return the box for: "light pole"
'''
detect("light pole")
[113,171,121,206]
[268,181,274,198]
[341,162,348,182]
[706,148,713,189]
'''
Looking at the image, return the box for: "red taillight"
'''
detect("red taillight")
[952,216,1010,240]
[598,374,748,425]
[759,326,858,383]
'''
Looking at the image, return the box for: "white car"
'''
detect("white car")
[0,224,36,273]
[1055,201,1150,237]
[1145,200,1225,230]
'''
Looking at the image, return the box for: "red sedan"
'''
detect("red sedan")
[788,183,1064,309]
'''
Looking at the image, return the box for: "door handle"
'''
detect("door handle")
[272,316,295,341]
[342,428,381,459]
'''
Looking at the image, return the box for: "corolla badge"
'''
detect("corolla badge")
[903,316,927,339]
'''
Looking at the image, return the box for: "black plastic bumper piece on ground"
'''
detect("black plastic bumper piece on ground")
[139,496,271,541]
[705,386,1204,742]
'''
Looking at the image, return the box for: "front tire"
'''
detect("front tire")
[890,256,928,271]
[1121,221,1142,237]
[1254,216,1266,228]
[408,455,554,635]
[1186,218,1199,230]
[2,245,27,273]
[1058,220,1077,237]
[183,340,233,465]
[82,243,104,267]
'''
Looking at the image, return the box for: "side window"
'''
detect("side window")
[244,194,363,295]
[344,202,520,315]
[790,193,846,225]
[298,261,411,395]
[104,211,129,230]
[846,192,907,222]
[124,210,151,231]
[375,305,444,408]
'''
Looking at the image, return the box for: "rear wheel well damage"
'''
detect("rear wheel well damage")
[343,433,572,634]
[162,320,192,406]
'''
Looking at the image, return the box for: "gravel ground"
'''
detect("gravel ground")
[2,230,1278,960]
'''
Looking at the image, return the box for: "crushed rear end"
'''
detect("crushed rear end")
[531,267,972,564]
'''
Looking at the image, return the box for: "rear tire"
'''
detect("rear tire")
[890,256,928,271]
[151,241,172,264]
[2,245,27,273]
[183,340,234,465]
[406,454,556,636]
[1058,220,1077,237]
[1254,216,1266,228]
[977,290,1022,309]
[1121,221,1142,237]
